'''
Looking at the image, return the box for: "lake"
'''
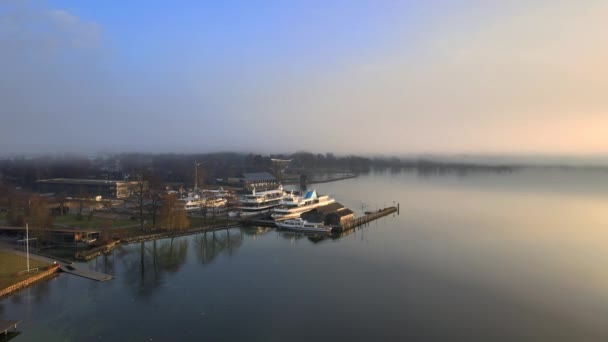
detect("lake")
[2,168,608,341]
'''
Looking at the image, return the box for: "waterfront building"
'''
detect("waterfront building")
[36,178,148,199]
[240,172,279,191]
[300,202,355,226]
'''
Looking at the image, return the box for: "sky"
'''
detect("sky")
[1,0,607,156]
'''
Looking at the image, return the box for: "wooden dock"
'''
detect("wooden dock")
[336,206,398,232]
[58,264,113,282]
[0,320,21,339]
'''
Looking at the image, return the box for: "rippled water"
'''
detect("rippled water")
[2,168,608,341]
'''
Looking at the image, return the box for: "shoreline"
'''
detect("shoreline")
[0,263,60,299]
[73,221,242,261]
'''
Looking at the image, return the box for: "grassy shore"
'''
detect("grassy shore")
[0,251,49,289]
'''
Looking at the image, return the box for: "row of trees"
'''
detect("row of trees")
[1,177,190,236]
[126,176,189,232]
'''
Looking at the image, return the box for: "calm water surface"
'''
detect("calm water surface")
[2,169,608,341]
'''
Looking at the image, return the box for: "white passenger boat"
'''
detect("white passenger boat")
[271,190,335,220]
[275,218,332,233]
[182,195,206,212]
[206,197,228,208]
[237,186,285,217]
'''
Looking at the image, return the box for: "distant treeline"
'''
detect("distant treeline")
[0,152,517,189]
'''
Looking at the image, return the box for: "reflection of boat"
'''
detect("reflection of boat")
[228,211,240,218]
[238,187,285,217]
[275,218,332,233]
[271,190,335,220]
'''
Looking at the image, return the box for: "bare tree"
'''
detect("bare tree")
[126,174,149,231]
[145,192,161,229]
[0,182,26,226]
[28,194,53,240]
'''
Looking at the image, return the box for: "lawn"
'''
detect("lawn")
[0,251,49,289]
[53,215,136,229]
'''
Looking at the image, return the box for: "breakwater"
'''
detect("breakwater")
[0,265,60,299]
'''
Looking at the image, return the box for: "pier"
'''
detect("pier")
[58,264,113,282]
[336,206,398,232]
[240,206,399,233]
[0,320,21,339]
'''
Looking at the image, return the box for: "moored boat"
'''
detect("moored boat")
[271,190,335,220]
[181,195,206,212]
[237,186,285,217]
[275,218,332,233]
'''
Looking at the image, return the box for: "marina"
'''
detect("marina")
[241,205,398,233]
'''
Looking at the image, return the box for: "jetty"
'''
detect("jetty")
[58,264,113,282]
[0,320,21,339]
[241,205,399,233]
[335,206,398,232]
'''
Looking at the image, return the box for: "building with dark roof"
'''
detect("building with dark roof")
[301,202,355,226]
[36,178,147,199]
[240,172,278,191]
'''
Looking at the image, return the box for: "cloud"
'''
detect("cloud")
[0,1,106,154]
[251,1,608,154]
[0,1,606,156]
[47,9,100,49]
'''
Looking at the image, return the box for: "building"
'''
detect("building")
[36,178,148,199]
[300,202,355,226]
[240,172,279,191]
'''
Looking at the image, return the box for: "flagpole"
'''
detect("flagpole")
[26,222,30,272]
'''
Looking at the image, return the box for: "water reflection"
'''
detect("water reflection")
[193,228,243,264]
[241,226,273,237]
[118,238,189,297]
[30,276,54,304]
[4,169,608,341]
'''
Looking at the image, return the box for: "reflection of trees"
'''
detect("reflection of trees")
[241,226,273,236]
[156,238,189,273]
[118,237,190,297]
[91,253,115,275]
[193,228,243,265]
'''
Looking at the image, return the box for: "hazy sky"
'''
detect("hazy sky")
[1,0,607,155]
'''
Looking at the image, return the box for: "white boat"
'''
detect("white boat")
[237,186,285,217]
[182,195,206,212]
[206,197,228,208]
[275,218,332,233]
[271,190,335,220]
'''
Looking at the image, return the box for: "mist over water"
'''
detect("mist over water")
[2,168,608,341]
